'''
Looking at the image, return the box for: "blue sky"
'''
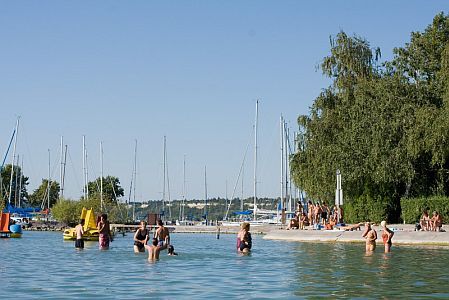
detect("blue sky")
[0,1,447,202]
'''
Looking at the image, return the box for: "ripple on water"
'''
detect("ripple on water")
[1,231,449,299]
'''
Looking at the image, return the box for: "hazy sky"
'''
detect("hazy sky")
[0,1,447,202]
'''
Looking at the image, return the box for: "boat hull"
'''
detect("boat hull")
[63,228,99,241]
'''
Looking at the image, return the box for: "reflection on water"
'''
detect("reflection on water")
[1,232,448,299]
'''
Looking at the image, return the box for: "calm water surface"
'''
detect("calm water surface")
[1,231,448,299]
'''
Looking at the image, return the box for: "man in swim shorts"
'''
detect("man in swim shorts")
[75,219,85,249]
[154,219,170,250]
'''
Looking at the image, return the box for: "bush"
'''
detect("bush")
[52,198,81,224]
[400,196,449,224]
[344,194,391,224]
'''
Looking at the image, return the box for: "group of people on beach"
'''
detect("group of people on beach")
[287,200,344,230]
[419,209,443,232]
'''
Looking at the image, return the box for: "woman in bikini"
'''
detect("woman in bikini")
[420,209,431,231]
[362,222,377,252]
[381,220,394,253]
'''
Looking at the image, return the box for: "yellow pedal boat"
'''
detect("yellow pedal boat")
[63,207,99,241]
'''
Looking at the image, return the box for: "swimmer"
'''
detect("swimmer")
[237,222,252,253]
[167,245,178,256]
[381,220,394,253]
[154,219,170,250]
[75,219,85,249]
[133,221,149,253]
[145,237,161,261]
[362,222,377,252]
[97,214,112,250]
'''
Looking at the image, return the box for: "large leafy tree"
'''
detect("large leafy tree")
[0,164,29,208]
[86,176,124,203]
[28,179,60,208]
[291,13,449,222]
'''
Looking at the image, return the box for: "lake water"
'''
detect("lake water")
[1,231,448,299]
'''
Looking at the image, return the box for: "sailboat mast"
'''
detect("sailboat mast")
[59,136,64,200]
[14,154,19,207]
[47,149,51,210]
[280,116,285,215]
[82,135,86,200]
[284,121,289,212]
[132,139,137,221]
[253,100,258,221]
[204,165,208,224]
[61,145,67,199]
[18,156,23,208]
[181,155,186,221]
[8,117,19,205]
[100,141,104,211]
[162,136,166,220]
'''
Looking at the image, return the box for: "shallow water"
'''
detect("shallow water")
[1,231,448,299]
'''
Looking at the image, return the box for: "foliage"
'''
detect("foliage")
[51,198,80,224]
[400,196,449,224]
[291,13,449,222]
[0,164,29,207]
[344,194,391,224]
[51,196,129,224]
[86,176,124,203]
[28,179,60,208]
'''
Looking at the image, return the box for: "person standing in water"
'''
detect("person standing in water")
[145,237,161,261]
[97,214,112,250]
[154,219,170,250]
[362,222,377,252]
[237,222,252,253]
[133,221,149,253]
[75,219,85,249]
[381,221,394,253]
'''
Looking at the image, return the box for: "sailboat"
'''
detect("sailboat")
[3,117,23,237]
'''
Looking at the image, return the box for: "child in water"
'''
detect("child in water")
[168,245,178,256]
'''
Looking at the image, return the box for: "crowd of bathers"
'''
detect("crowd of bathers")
[287,200,344,230]
[75,216,177,260]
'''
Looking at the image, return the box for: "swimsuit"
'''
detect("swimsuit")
[99,233,110,249]
[75,238,84,249]
[239,233,252,251]
[134,229,148,250]
[382,232,391,245]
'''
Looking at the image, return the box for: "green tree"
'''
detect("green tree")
[29,179,60,208]
[291,13,449,223]
[0,164,29,208]
[51,198,80,224]
[86,176,124,202]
